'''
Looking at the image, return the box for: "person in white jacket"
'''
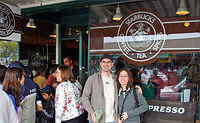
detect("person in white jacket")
[0,89,19,123]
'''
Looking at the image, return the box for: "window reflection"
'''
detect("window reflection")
[90,53,200,103]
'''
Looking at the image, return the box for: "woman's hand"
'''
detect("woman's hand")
[121,112,128,121]
[91,112,98,123]
[135,85,142,94]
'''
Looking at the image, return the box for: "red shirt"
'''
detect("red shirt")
[46,74,57,86]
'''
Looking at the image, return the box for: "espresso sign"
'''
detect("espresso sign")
[0,2,21,41]
[143,100,196,123]
[117,11,166,62]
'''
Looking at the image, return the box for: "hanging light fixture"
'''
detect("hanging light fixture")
[49,24,56,38]
[176,0,189,15]
[113,4,123,21]
[26,19,36,28]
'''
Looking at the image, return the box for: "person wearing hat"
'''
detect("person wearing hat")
[36,85,55,123]
[82,54,117,123]
[82,54,142,123]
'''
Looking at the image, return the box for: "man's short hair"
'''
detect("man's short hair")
[63,56,72,61]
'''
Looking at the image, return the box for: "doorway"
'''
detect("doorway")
[61,25,88,85]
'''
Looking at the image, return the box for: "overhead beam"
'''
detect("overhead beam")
[125,2,140,11]
[189,0,196,16]
[120,4,131,14]
[151,0,167,17]
[142,1,153,11]
[196,0,200,16]
[92,6,109,23]
[60,14,88,25]
[168,0,176,17]
[157,0,168,17]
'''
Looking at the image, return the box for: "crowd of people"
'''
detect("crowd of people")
[0,54,148,123]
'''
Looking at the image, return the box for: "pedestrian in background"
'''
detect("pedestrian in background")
[55,65,85,123]
[9,61,38,123]
[63,56,79,79]
[3,67,25,112]
[36,85,55,123]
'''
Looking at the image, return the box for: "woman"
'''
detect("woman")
[55,65,85,123]
[3,67,25,112]
[117,68,148,123]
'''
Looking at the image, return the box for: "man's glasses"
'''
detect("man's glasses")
[101,61,112,64]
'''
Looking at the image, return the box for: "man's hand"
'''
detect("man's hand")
[118,118,122,123]
[135,85,142,94]
[91,112,98,123]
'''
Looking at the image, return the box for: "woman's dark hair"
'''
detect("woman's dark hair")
[130,67,142,87]
[0,65,7,83]
[117,68,134,90]
[57,65,75,83]
[3,67,25,106]
[49,64,59,74]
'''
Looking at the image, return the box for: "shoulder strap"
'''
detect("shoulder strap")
[133,87,139,108]
[120,91,130,116]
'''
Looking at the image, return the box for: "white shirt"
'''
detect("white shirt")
[102,75,115,122]
[0,89,19,123]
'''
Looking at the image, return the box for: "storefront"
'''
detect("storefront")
[1,0,200,122]
[89,1,200,122]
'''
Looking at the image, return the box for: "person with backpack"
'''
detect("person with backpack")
[117,68,148,123]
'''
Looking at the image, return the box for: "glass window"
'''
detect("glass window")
[90,0,199,122]
[90,53,199,103]
[0,40,18,66]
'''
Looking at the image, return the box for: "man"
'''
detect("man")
[0,89,19,123]
[63,56,79,79]
[82,54,117,123]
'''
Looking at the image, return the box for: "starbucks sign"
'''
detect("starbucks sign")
[117,11,166,62]
[0,2,15,37]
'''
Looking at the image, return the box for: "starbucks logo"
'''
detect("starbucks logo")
[117,11,166,62]
[0,3,15,37]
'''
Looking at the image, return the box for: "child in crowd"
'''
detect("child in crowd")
[36,85,55,123]
[33,67,46,89]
